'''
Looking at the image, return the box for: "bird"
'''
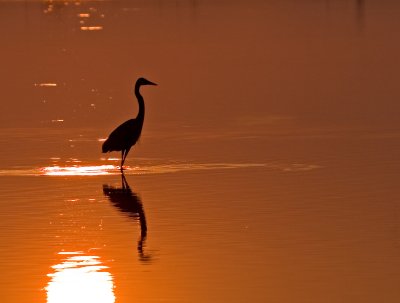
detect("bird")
[102,77,157,170]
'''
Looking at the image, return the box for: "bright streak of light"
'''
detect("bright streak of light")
[80,26,103,31]
[35,83,58,87]
[46,252,115,303]
[41,165,116,176]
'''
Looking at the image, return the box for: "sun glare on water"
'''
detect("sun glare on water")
[46,252,115,303]
[41,165,116,176]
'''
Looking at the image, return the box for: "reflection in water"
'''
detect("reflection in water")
[46,251,115,303]
[103,173,150,262]
[34,83,58,87]
[41,165,115,176]
[80,26,103,31]
[41,0,106,31]
[6,162,291,177]
[1,161,269,177]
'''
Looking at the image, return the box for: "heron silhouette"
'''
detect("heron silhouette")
[102,77,157,170]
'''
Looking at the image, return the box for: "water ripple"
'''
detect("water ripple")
[0,162,321,177]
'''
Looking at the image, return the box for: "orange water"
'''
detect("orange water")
[1,1,400,302]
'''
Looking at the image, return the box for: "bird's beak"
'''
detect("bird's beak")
[148,80,157,86]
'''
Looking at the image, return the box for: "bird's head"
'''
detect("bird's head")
[136,77,157,87]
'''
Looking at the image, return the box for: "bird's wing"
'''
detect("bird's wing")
[102,119,138,152]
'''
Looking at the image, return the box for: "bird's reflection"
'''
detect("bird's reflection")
[103,173,151,262]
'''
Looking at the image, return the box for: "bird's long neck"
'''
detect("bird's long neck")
[134,84,145,121]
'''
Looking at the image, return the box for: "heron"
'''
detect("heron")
[102,77,157,170]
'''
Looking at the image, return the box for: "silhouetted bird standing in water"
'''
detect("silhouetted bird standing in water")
[102,77,157,170]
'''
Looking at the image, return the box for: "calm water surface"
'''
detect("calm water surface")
[1,1,400,302]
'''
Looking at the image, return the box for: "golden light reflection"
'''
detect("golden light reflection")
[34,83,58,87]
[41,165,115,176]
[39,162,273,176]
[46,251,115,303]
[80,26,103,31]
[0,161,314,177]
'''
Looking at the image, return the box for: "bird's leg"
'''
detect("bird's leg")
[123,148,131,166]
[120,147,131,171]
[120,150,125,170]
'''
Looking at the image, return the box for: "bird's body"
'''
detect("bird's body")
[102,118,143,153]
[102,77,157,170]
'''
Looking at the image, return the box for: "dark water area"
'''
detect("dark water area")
[1,1,400,302]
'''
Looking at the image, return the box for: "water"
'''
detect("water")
[1,1,400,302]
